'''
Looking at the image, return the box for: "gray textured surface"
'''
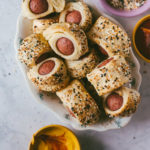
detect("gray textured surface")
[0,0,150,150]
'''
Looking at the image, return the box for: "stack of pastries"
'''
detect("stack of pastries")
[18,0,141,126]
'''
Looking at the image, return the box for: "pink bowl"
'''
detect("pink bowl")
[99,0,150,17]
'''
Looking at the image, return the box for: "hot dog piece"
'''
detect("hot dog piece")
[59,2,92,31]
[56,80,100,125]
[103,87,141,117]
[66,106,76,118]
[106,93,123,111]
[88,16,131,57]
[27,57,70,92]
[66,10,82,24]
[43,23,88,60]
[98,57,113,68]
[22,0,65,19]
[98,46,108,56]
[29,0,48,14]
[56,37,74,55]
[18,34,51,67]
[38,60,55,75]
[87,55,131,96]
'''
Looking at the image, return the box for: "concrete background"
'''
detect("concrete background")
[0,0,150,149]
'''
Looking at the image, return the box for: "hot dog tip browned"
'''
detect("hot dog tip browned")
[66,106,76,118]
[106,93,123,111]
[29,0,48,14]
[66,10,82,24]
[98,57,113,68]
[38,60,55,75]
[98,46,108,56]
[56,37,74,55]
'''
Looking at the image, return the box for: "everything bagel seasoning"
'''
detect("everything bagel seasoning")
[106,0,146,10]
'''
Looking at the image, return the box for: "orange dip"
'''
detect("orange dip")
[29,125,80,150]
[34,133,67,150]
[135,19,150,59]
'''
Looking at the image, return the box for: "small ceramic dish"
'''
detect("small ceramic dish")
[29,125,80,150]
[14,0,142,131]
[133,15,150,63]
[99,0,150,17]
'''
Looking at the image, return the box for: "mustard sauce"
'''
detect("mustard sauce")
[29,126,80,150]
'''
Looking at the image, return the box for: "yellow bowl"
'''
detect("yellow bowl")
[133,15,150,63]
[29,125,81,150]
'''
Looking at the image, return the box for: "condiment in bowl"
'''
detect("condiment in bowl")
[29,125,80,150]
[133,15,150,63]
[99,0,150,17]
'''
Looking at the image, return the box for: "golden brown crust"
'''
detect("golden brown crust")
[18,34,51,67]
[87,55,131,96]
[33,18,58,34]
[22,0,53,19]
[50,0,66,12]
[66,49,100,79]
[88,16,131,57]
[22,0,65,19]
[103,87,141,117]
[43,23,89,60]
[27,57,70,92]
[56,80,100,125]
[59,1,92,31]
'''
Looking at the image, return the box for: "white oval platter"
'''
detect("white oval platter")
[14,0,142,131]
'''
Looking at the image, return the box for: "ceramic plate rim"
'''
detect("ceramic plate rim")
[14,7,142,132]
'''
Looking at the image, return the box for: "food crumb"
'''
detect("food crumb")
[133,136,136,139]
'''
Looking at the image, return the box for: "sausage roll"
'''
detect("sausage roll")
[43,23,89,60]
[103,87,141,117]
[56,80,100,125]
[59,1,92,31]
[66,49,100,79]
[33,18,58,34]
[27,57,70,92]
[18,34,51,67]
[87,55,131,96]
[22,0,65,19]
[88,16,131,57]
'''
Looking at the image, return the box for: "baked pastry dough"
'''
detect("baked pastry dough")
[87,55,131,96]
[50,0,65,12]
[56,80,100,125]
[33,18,58,34]
[27,57,70,92]
[59,1,92,30]
[66,49,100,79]
[22,0,65,19]
[103,87,141,117]
[43,23,89,60]
[88,16,131,57]
[18,34,51,67]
